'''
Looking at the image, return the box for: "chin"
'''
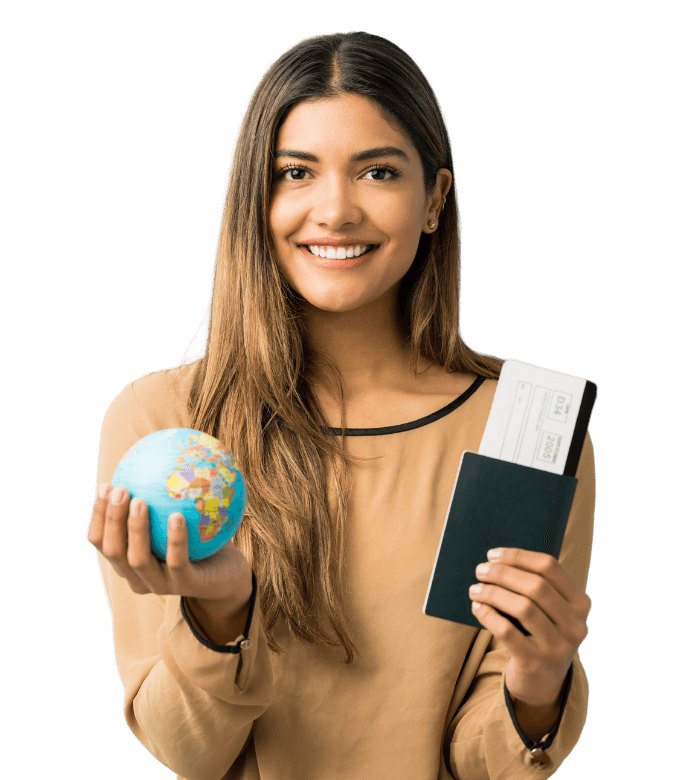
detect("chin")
[304,296,370,314]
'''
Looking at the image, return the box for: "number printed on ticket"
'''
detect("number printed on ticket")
[478,360,596,476]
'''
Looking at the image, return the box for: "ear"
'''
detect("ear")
[423,169,453,233]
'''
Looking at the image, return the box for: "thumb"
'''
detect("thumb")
[165,512,191,568]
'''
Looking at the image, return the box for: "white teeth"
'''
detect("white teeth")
[307,244,373,258]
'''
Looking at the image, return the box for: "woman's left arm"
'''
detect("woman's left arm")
[470,545,591,740]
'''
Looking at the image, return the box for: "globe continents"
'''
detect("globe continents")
[112,428,247,562]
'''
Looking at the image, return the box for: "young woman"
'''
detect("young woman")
[89,32,595,780]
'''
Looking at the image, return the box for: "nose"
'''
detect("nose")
[312,175,363,229]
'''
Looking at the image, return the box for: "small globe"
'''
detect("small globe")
[112,428,247,562]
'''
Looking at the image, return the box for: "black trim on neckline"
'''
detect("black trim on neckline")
[323,375,486,437]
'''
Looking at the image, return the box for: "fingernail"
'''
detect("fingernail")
[99,483,110,499]
[131,499,142,518]
[487,548,503,560]
[476,563,490,576]
[110,487,125,505]
[169,515,182,529]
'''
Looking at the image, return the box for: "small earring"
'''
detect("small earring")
[427,195,446,230]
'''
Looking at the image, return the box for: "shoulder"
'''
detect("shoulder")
[420,365,498,402]
[104,360,202,434]
[461,372,498,416]
[130,359,201,409]
[97,361,203,488]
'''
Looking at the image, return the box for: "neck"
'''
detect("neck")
[302,289,427,399]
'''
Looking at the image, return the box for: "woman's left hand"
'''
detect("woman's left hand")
[469,547,592,709]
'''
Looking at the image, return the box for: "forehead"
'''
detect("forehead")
[275,94,415,157]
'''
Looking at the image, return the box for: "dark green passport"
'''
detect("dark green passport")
[423,452,577,632]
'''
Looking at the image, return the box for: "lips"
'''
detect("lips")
[298,244,376,268]
[297,238,379,247]
[302,244,375,259]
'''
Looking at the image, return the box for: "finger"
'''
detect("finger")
[491,568,588,650]
[126,499,167,593]
[488,548,587,609]
[475,561,569,629]
[101,485,132,576]
[471,600,533,660]
[101,486,149,594]
[88,483,113,547]
[469,580,570,658]
[165,514,191,592]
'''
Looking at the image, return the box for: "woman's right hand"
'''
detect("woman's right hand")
[88,483,253,609]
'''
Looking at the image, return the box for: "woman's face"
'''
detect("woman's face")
[269,93,450,314]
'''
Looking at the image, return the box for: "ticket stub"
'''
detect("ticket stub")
[478,360,596,477]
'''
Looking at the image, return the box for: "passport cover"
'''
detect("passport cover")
[424,452,577,633]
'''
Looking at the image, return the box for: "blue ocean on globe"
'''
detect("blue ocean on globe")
[112,428,247,562]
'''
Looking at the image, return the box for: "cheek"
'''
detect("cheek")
[269,198,300,246]
[379,191,425,244]
[268,207,282,246]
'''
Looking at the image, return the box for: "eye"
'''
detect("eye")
[363,164,401,181]
[276,165,310,181]
[274,162,402,182]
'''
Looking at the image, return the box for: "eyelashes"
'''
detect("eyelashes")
[274,163,402,182]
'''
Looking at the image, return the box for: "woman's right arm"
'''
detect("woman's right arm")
[89,379,273,780]
[185,582,254,648]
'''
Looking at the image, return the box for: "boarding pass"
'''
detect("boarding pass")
[478,359,597,477]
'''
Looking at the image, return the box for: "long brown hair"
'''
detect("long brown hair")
[184,32,503,664]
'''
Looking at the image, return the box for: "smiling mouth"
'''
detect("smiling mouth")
[300,244,377,259]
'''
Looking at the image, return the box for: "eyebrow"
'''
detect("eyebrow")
[273,146,411,164]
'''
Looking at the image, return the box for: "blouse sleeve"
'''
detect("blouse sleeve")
[94,378,274,780]
[445,432,596,778]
